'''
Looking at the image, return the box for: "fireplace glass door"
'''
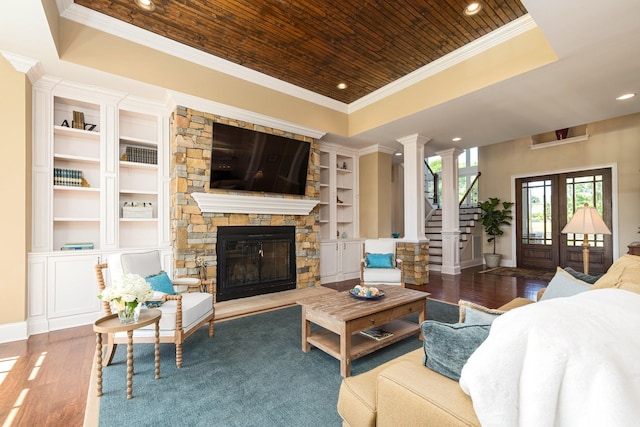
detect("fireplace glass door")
[217,226,296,301]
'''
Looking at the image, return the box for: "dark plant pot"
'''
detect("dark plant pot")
[484,253,502,269]
[555,128,569,140]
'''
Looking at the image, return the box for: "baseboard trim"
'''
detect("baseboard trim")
[0,321,28,344]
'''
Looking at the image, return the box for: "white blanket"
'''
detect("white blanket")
[459,288,640,427]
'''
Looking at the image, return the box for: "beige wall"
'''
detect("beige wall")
[0,56,30,324]
[349,28,557,136]
[359,152,392,238]
[479,112,640,263]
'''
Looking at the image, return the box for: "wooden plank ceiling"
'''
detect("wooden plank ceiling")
[74,0,527,104]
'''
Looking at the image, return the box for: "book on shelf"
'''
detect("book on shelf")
[124,145,157,165]
[61,242,94,250]
[53,168,83,187]
[72,110,85,130]
[359,327,393,341]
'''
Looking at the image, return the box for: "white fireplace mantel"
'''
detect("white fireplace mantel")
[192,192,319,215]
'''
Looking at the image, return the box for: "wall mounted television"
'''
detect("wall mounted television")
[209,122,311,196]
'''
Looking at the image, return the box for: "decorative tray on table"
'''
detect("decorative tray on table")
[349,285,386,300]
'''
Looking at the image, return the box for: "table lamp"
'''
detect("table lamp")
[561,203,611,274]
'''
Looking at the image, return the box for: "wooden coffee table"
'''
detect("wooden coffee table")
[298,285,428,377]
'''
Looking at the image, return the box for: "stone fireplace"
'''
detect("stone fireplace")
[169,106,321,301]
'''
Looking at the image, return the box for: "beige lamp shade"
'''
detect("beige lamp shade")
[561,203,611,274]
[561,203,611,235]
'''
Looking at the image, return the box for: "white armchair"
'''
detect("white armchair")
[360,239,404,287]
[95,250,215,368]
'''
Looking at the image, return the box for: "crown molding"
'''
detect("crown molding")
[166,91,326,140]
[359,144,397,157]
[1,51,45,84]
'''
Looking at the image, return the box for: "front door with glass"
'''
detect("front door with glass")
[516,168,613,273]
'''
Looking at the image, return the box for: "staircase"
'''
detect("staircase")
[426,206,481,269]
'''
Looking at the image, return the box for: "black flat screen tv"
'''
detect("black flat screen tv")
[209,122,311,196]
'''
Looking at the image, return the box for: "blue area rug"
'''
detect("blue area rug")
[99,299,457,426]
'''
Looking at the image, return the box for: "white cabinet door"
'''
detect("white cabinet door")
[47,254,102,330]
[341,240,363,278]
[320,239,363,283]
[320,241,339,282]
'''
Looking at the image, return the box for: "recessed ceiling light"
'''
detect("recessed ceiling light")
[616,93,636,100]
[135,0,156,12]
[464,2,482,16]
[394,152,403,156]
[337,82,348,90]
[452,137,462,142]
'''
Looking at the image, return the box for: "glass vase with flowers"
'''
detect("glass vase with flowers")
[98,273,153,324]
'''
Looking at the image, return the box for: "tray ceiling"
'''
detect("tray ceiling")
[74,0,527,104]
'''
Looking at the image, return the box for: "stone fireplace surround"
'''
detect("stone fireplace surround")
[170,106,321,301]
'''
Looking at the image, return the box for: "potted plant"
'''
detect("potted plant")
[479,197,514,268]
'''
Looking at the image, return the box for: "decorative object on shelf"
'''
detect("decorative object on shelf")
[561,203,612,274]
[337,195,343,204]
[342,232,348,238]
[61,119,70,127]
[342,162,347,169]
[555,128,569,140]
[337,230,340,237]
[72,110,85,130]
[479,197,514,268]
[84,123,97,131]
[98,273,153,324]
[122,201,153,218]
[391,232,400,238]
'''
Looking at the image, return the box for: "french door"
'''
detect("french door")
[516,168,613,273]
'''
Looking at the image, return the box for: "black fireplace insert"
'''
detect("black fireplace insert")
[216,226,297,301]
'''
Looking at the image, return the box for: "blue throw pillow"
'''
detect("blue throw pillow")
[145,271,176,295]
[365,253,394,268]
[540,267,590,301]
[421,321,490,381]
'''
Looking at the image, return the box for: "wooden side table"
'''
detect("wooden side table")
[93,308,161,399]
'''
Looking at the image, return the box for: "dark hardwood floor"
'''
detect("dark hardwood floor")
[0,266,549,426]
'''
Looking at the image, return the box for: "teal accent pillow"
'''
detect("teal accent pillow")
[421,321,490,381]
[540,267,590,301]
[563,267,603,284]
[145,271,176,295]
[365,253,394,268]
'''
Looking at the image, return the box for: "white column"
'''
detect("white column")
[397,134,430,242]
[436,148,464,275]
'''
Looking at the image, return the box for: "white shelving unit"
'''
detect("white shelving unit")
[118,109,161,249]
[28,79,171,334]
[318,143,362,283]
[51,98,103,250]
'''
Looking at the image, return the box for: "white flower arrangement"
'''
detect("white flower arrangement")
[98,273,153,307]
